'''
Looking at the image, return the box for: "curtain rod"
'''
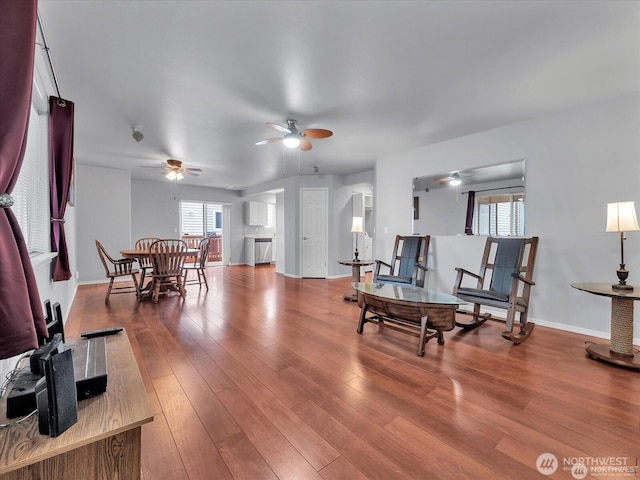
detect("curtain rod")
[461,185,524,195]
[36,12,64,104]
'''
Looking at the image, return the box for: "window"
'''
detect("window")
[13,105,50,254]
[266,203,275,228]
[475,193,525,236]
[180,201,223,236]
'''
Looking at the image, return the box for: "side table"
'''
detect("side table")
[571,283,640,369]
[338,259,373,301]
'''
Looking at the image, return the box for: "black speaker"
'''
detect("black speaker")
[35,348,78,437]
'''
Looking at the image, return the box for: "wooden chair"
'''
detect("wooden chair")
[134,237,160,290]
[373,235,430,287]
[149,239,188,303]
[182,237,210,290]
[452,236,539,344]
[95,240,140,303]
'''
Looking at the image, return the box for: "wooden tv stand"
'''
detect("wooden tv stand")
[0,329,153,480]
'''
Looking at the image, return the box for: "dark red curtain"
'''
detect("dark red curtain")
[464,191,475,235]
[0,0,48,358]
[49,97,74,281]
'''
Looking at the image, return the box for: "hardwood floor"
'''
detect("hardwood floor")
[65,266,640,479]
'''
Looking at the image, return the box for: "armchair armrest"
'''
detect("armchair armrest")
[373,259,392,282]
[454,267,482,281]
[375,259,392,269]
[511,272,535,286]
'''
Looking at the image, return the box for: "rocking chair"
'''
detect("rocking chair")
[373,235,430,287]
[452,236,539,344]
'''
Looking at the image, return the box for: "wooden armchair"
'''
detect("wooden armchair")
[149,239,188,303]
[452,236,539,344]
[373,235,430,287]
[95,240,140,303]
[182,237,210,290]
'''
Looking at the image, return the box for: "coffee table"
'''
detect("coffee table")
[355,282,464,356]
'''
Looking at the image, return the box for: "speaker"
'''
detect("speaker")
[35,348,78,437]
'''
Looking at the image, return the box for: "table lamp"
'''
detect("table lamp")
[606,201,640,290]
[351,216,363,261]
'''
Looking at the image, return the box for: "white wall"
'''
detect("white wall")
[76,165,132,283]
[375,92,640,341]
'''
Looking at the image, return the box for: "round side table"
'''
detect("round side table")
[571,283,640,369]
[338,259,373,301]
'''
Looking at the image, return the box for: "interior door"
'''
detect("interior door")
[301,188,328,278]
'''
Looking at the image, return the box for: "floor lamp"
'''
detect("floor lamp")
[351,216,363,261]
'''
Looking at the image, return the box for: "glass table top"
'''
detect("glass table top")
[354,282,465,305]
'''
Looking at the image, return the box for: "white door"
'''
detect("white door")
[301,188,328,278]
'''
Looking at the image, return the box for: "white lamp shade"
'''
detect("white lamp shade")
[351,216,363,233]
[606,201,640,232]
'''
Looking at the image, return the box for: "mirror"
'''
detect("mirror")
[412,159,525,235]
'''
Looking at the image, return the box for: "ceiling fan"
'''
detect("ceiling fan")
[142,159,203,180]
[255,119,333,151]
[433,172,469,186]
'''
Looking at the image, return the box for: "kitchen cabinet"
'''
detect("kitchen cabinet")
[244,201,268,226]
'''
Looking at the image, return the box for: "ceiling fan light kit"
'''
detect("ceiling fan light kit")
[283,134,301,148]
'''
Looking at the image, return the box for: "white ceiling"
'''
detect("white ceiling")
[37,1,639,190]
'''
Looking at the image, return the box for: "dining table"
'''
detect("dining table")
[120,247,199,300]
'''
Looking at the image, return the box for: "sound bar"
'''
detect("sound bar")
[6,337,108,418]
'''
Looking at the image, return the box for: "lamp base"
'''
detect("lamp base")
[353,249,359,261]
[614,265,632,290]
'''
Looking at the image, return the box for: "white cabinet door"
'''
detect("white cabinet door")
[245,238,256,265]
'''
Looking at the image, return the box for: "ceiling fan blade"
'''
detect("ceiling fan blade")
[256,137,282,146]
[185,171,200,177]
[266,122,291,134]
[300,138,312,151]
[302,128,333,139]
[140,165,165,169]
[185,167,203,173]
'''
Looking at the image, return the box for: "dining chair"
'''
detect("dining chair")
[134,237,160,289]
[149,239,188,303]
[182,237,210,290]
[95,240,140,303]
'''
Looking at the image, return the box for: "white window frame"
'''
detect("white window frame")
[179,200,224,236]
[475,192,525,237]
